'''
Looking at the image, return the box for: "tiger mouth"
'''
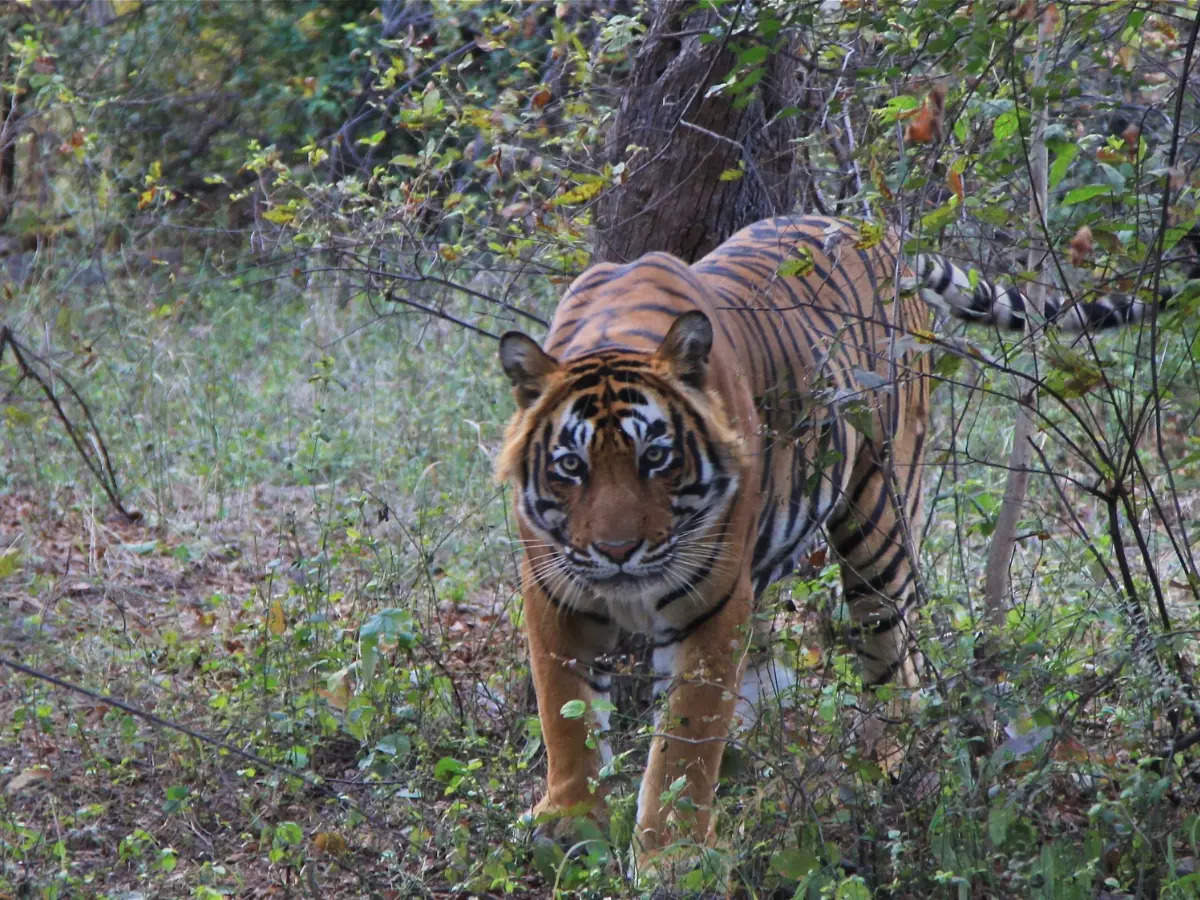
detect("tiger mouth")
[586,570,651,585]
[571,561,674,592]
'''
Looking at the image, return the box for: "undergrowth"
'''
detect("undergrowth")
[2,238,1198,898]
[1,2,1198,895]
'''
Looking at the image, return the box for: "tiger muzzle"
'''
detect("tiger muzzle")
[593,538,641,563]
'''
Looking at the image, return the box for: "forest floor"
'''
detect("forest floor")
[0,485,537,898]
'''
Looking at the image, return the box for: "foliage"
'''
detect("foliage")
[1,0,1198,897]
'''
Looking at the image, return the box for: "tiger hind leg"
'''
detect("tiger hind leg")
[827,449,925,762]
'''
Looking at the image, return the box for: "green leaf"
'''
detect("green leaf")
[1164,220,1199,253]
[434,757,466,781]
[1062,184,1111,205]
[738,45,769,65]
[933,354,963,379]
[560,699,586,719]
[163,785,190,813]
[1048,143,1079,189]
[0,549,20,578]
[920,201,957,232]
[531,835,565,879]
[359,608,416,648]
[988,803,1014,847]
[771,847,818,880]
[1097,162,1126,190]
[876,94,919,124]
[422,89,443,118]
[374,732,412,759]
[993,109,1019,142]
[273,821,303,847]
[835,876,871,900]
[730,66,765,94]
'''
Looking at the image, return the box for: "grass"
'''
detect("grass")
[2,236,1199,898]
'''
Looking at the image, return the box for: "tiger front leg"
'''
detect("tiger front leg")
[634,585,751,868]
[523,571,618,837]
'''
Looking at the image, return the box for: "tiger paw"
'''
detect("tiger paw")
[520,797,608,848]
[631,842,731,897]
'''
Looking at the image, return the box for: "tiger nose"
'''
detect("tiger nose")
[594,539,640,563]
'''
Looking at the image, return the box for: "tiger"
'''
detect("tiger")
[494,214,1158,864]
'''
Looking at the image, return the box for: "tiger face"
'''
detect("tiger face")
[496,313,743,630]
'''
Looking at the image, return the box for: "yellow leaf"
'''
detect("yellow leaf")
[551,179,604,207]
[854,221,885,250]
[267,599,286,635]
[777,249,814,278]
[263,207,295,225]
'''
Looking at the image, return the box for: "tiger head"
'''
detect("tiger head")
[495,312,744,614]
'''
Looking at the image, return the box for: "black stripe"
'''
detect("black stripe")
[847,610,902,637]
[653,587,733,647]
[538,584,612,626]
[865,657,904,687]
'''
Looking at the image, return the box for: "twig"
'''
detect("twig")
[0,653,405,845]
[0,325,139,522]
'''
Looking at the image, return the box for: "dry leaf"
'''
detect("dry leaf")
[1040,3,1060,35]
[948,168,965,202]
[1068,225,1093,267]
[267,598,286,635]
[905,85,945,144]
[313,831,349,856]
[486,148,502,178]
[1011,0,1035,20]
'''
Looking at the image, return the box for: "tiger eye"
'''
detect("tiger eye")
[557,453,584,474]
[643,445,667,465]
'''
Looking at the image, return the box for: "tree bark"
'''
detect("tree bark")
[593,0,809,264]
[983,23,1051,627]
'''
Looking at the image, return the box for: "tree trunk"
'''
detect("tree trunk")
[593,0,809,264]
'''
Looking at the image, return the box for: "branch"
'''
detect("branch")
[0,325,139,522]
[0,653,402,846]
[982,16,1051,625]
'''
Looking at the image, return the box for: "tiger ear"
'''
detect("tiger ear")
[656,311,713,388]
[499,331,560,409]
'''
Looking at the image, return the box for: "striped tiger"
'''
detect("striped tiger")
[495,215,1156,861]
